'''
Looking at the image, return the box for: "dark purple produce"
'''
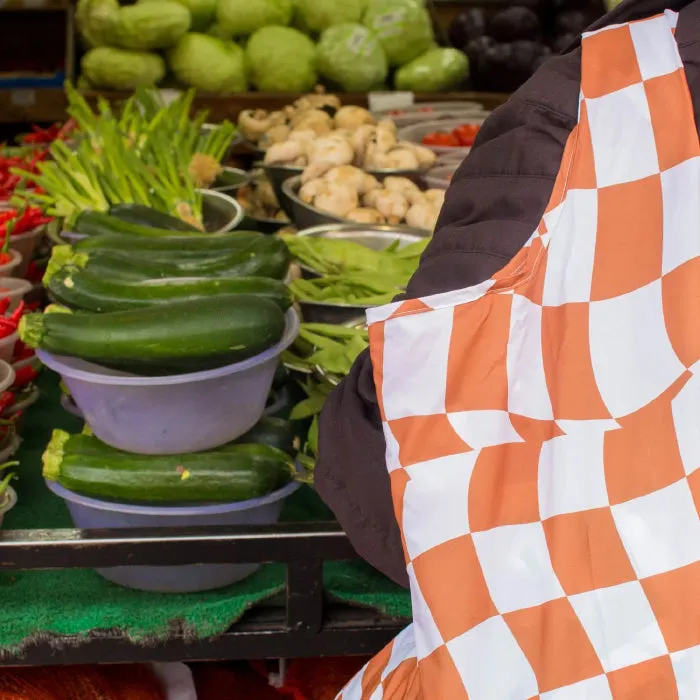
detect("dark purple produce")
[551,32,578,53]
[555,9,590,35]
[448,8,486,49]
[465,36,495,76]
[487,7,542,42]
[551,0,594,12]
[506,40,551,87]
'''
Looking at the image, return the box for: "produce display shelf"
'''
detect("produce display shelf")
[0,521,407,666]
[0,89,511,126]
[82,90,512,123]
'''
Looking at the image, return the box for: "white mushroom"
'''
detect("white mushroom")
[334,106,375,131]
[383,176,420,195]
[377,117,398,134]
[294,89,341,114]
[264,140,305,165]
[406,203,438,231]
[364,188,409,224]
[375,123,398,152]
[258,124,291,148]
[351,125,377,163]
[424,189,446,210]
[346,207,386,224]
[257,180,279,210]
[314,184,359,218]
[292,109,334,136]
[301,161,334,183]
[384,148,420,170]
[238,109,272,142]
[397,141,437,168]
[288,128,317,152]
[324,165,380,194]
[299,179,329,203]
[307,136,355,168]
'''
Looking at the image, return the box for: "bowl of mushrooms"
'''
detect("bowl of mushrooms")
[237,91,438,210]
[235,171,291,234]
[237,89,344,155]
[281,168,446,233]
[263,112,437,215]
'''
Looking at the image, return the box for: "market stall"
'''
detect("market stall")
[0,88,442,678]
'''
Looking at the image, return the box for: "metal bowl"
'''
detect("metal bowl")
[385,107,491,130]
[240,213,289,235]
[269,164,432,222]
[62,189,245,242]
[240,138,266,158]
[296,223,427,278]
[201,123,241,163]
[199,189,246,233]
[281,175,445,232]
[312,316,367,386]
[398,117,487,157]
[210,166,251,196]
[298,299,371,325]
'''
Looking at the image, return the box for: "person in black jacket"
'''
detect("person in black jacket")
[313,0,700,589]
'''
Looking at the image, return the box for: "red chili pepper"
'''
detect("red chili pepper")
[8,301,24,327]
[12,364,38,389]
[0,392,14,413]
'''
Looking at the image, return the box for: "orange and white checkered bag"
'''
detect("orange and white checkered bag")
[338,11,700,700]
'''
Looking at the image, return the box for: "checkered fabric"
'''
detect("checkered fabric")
[337,11,700,700]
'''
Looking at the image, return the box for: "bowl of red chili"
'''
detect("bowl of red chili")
[398,118,486,156]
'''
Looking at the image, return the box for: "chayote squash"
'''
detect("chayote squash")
[82,47,166,90]
[114,1,191,50]
[76,0,120,48]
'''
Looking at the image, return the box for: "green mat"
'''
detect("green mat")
[0,375,411,654]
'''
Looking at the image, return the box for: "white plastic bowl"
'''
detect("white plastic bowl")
[38,308,300,455]
[46,477,300,592]
[10,226,45,277]
[0,251,23,279]
[0,333,18,363]
[398,117,486,156]
[0,277,32,312]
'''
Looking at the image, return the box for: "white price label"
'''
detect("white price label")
[10,90,36,107]
[368,91,414,114]
[158,89,183,106]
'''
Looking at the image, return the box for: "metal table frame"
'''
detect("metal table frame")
[0,521,408,666]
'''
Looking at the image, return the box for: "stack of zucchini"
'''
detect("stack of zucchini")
[21,206,293,375]
[33,205,303,506]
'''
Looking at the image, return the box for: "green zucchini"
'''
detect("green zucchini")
[108,204,198,232]
[75,210,201,237]
[43,429,295,504]
[47,267,293,313]
[45,239,290,284]
[20,295,287,374]
[73,231,261,260]
[232,417,297,456]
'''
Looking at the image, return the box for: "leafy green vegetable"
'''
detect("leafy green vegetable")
[114,1,191,50]
[362,0,434,67]
[294,0,363,34]
[81,47,166,90]
[395,47,469,92]
[153,0,217,31]
[216,0,292,36]
[316,23,388,91]
[291,274,401,305]
[12,85,235,226]
[168,33,247,93]
[75,0,120,48]
[245,26,317,92]
[282,233,428,284]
